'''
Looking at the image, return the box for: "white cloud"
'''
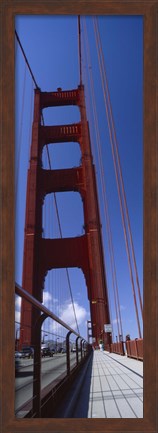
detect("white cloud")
[14,293,89,338]
[112,318,118,325]
[15,310,21,323]
[43,291,59,306]
[48,320,62,334]
[60,301,88,330]
[53,298,59,304]
[43,291,53,303]
[43,299,88,336]
[15,296,21,311]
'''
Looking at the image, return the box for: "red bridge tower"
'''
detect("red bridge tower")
[20,85,112,348]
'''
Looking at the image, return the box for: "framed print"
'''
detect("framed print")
[0,1,157,432]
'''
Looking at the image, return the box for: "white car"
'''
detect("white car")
[15,351,23,358]
[71,346,76,352]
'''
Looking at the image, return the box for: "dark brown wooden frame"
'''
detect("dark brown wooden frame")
[0,0,157,432]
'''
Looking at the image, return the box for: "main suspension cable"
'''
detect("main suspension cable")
[78,16,83,85]
[15,30,40,90]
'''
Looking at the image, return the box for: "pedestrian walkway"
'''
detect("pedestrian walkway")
[72,350,143,418]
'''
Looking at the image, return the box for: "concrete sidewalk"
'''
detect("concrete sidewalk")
[73,350,143,418]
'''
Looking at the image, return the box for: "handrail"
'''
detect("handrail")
[15,282,87,342]
[15,282,92,417]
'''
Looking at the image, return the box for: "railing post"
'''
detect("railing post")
[32,313,47,417]
[121,341,125,355]
[135,338,139,359]
[80,338,83,359]
[66,331,72,375]
[86,342,89,355]
[76,336,80,365]
[83,340,86,357]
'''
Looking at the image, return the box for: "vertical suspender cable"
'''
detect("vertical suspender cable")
[15,29,80,335]
[15,62,27,204]
[28,79,34,166]
[94,18,142,339]
[94,18,143,320]
[83,18,120,339]
[94,17,142,338]
[41,118,80,335]
[81,35,115,343]
[83,17,123,340]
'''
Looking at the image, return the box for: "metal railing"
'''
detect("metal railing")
[125,338,143,361]
[110,341,125,356]
[104,339,143,360]
[15,283,92,417]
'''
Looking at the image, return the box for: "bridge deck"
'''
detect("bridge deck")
[57,350,143,418]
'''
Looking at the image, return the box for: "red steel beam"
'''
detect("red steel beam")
[40,88,80,108]
[40,166,84,195]
[39,123,81,145]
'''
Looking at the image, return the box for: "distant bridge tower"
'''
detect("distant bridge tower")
[20,85,111,348]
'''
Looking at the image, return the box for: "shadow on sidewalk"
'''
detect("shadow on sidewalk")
[54,352,94,418]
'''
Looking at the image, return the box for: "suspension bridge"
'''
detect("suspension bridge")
[15,15,143,418]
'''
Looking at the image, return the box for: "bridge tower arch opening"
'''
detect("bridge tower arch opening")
[20,85,111,349]
[42,191,85,239]
[42,104,80,126]
[42,141,81,170]
[42,267,89,330]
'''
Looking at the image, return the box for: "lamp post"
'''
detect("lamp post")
[15,328,20,351]
[43,333,48,344]
[15,327,24,351]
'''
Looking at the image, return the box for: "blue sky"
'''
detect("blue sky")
[15,15,143,342]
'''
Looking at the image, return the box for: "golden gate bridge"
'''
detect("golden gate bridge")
[14,15,143,418]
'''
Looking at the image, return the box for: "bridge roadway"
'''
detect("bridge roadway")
[54,350,143,418]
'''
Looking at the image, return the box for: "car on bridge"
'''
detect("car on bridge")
[71,344,76,352]
[15,351,23,359]
[41,344,55,357]
[57,347,66,354]
[21,346,34,358]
